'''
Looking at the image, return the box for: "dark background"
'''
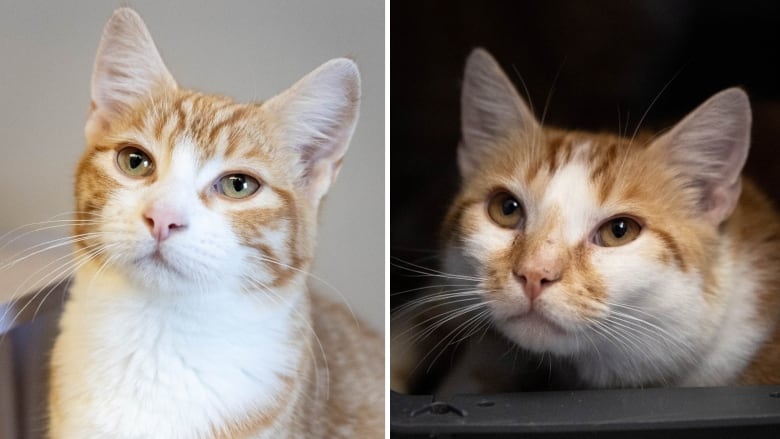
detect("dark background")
[391,0,780,309]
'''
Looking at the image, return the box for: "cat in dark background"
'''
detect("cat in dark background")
[391,1,780,394]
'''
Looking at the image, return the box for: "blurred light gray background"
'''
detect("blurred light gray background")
[0,0,384,330]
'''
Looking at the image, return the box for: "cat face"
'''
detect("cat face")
[73,9,360,294]
[444,49,751,383]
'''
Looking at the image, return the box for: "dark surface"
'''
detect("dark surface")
[391,0,780,310]
[391,389,780,438]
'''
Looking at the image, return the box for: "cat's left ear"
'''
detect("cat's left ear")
[263,59,360,205]
[650,88,751,225]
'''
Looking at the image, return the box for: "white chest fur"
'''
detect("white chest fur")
[50,263,303,439]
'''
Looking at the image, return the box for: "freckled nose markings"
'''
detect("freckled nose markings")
[514,239,563,301]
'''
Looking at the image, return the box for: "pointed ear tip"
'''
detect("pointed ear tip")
[316,58,361,100]
[713,87,751,110]
[315,58,360,87]
[467,47,492,62]
[465,47,497,71]
[322,58,359,76]
[109,7,143,24]
[720,87,748,98]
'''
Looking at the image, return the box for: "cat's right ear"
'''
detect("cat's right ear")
[459,48,539,177]
[86,8,176,141]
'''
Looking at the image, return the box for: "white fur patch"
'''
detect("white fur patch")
[52,261,302,438]
[55,137,310,437]
[535,151,598,244]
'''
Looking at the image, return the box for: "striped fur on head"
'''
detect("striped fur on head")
[441,48,780,387]
[74,8,360,295]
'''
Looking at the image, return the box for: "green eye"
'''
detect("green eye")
[217,174,260,199]
[117,146,154,177]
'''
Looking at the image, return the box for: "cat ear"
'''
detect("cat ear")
[459,48,539,177]
[650,88,751,225]
[86,8,176,140]
[263,58,360,205]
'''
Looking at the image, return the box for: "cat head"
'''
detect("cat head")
[74,8,360,294]
[445,48,751,381]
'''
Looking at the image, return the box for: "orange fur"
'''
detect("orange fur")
[392,49,780,392]
[50,8,382,438]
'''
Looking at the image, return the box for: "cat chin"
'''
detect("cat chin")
[127,261,200,293]
[113,250,223,294]
[496,313,583,355]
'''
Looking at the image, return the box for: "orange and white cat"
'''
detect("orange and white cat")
[392,48,780,393]
[48,8,382,438]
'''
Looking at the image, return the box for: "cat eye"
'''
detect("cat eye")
[595,217,641,247]
[487,191,524,228]
[216,174,261,199]
[117,146,155,177]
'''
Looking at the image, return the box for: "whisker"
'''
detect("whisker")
[391,283,480,297]
[0,232,111,271]
[423,305,495,373]
[390,258,484,282]
[627,66,685,149]
[247,254,361,330]
[1,242,116,341]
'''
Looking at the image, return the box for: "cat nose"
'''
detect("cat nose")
[513,265,561,301]
[143,205,187,242]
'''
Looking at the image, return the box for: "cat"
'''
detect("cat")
[391,48,780,394]
[48,8,383,438]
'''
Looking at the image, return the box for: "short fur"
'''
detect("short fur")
[49,8,383,438]
[391,48,780,393]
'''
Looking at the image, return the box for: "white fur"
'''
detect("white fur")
[680,240,769,386]
[52,137,309,437]
[53,137,309,438]
[51,262,304,439]
[88,139,286,294]
[532,150,596,244]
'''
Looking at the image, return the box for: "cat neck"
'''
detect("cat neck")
[52,260,317,437]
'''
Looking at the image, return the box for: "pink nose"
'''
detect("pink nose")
[514,266,562,301]
[143,205,187,242]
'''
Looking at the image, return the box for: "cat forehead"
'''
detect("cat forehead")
[522,146,602,243]
[497,130,653,202]
[121,90,274,164]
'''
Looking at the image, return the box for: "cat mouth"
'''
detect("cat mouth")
[506,311,568,335]
[135,248,186,277]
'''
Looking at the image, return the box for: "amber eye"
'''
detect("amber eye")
[595,217,641,247]
[216,174,261,199]
[117,146,155,177]
[487,191,524,228]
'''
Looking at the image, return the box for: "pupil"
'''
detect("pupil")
[232,176,247,192]
[129,154,143,169]
[611,220,627,238]
[502,198,518,215]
